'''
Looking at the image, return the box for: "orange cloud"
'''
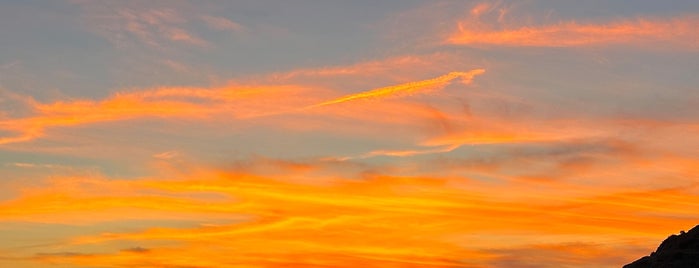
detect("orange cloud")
[448,12,699,48]
[0,69,485,146]
[0,84,319,145]
[2,165,698,267]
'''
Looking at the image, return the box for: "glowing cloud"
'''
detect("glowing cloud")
[2,168,698,267]
[0,84,317,145]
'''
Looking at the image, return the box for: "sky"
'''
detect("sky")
[1,0,699,267]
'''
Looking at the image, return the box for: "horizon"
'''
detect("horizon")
[1,1,699,267]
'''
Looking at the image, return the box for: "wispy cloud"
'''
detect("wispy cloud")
[200,15,245,32]
[337,144,460,161]
[2,166,697,267]
[152,150,179,160]
[446,2,699,49]
[0,68,485,145]
[78,3,209,49]
[6,162,79,170]
[0,84,318,145]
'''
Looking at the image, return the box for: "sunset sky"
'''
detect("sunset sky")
[1,1,699,267]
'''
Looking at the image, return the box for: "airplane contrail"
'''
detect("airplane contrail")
[304,69,485,109]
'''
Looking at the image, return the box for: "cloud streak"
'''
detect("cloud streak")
[201,15,245,32]
[447,3,699,49]
[2,166,698,267]
[306,69,485,109]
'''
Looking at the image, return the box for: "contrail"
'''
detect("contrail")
[305,69,485,109]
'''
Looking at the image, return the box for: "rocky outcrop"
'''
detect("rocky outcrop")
[624,225,699,268]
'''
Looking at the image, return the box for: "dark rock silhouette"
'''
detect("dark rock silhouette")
[624,225,699,268]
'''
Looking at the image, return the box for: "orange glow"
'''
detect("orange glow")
[2,165,698,267]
